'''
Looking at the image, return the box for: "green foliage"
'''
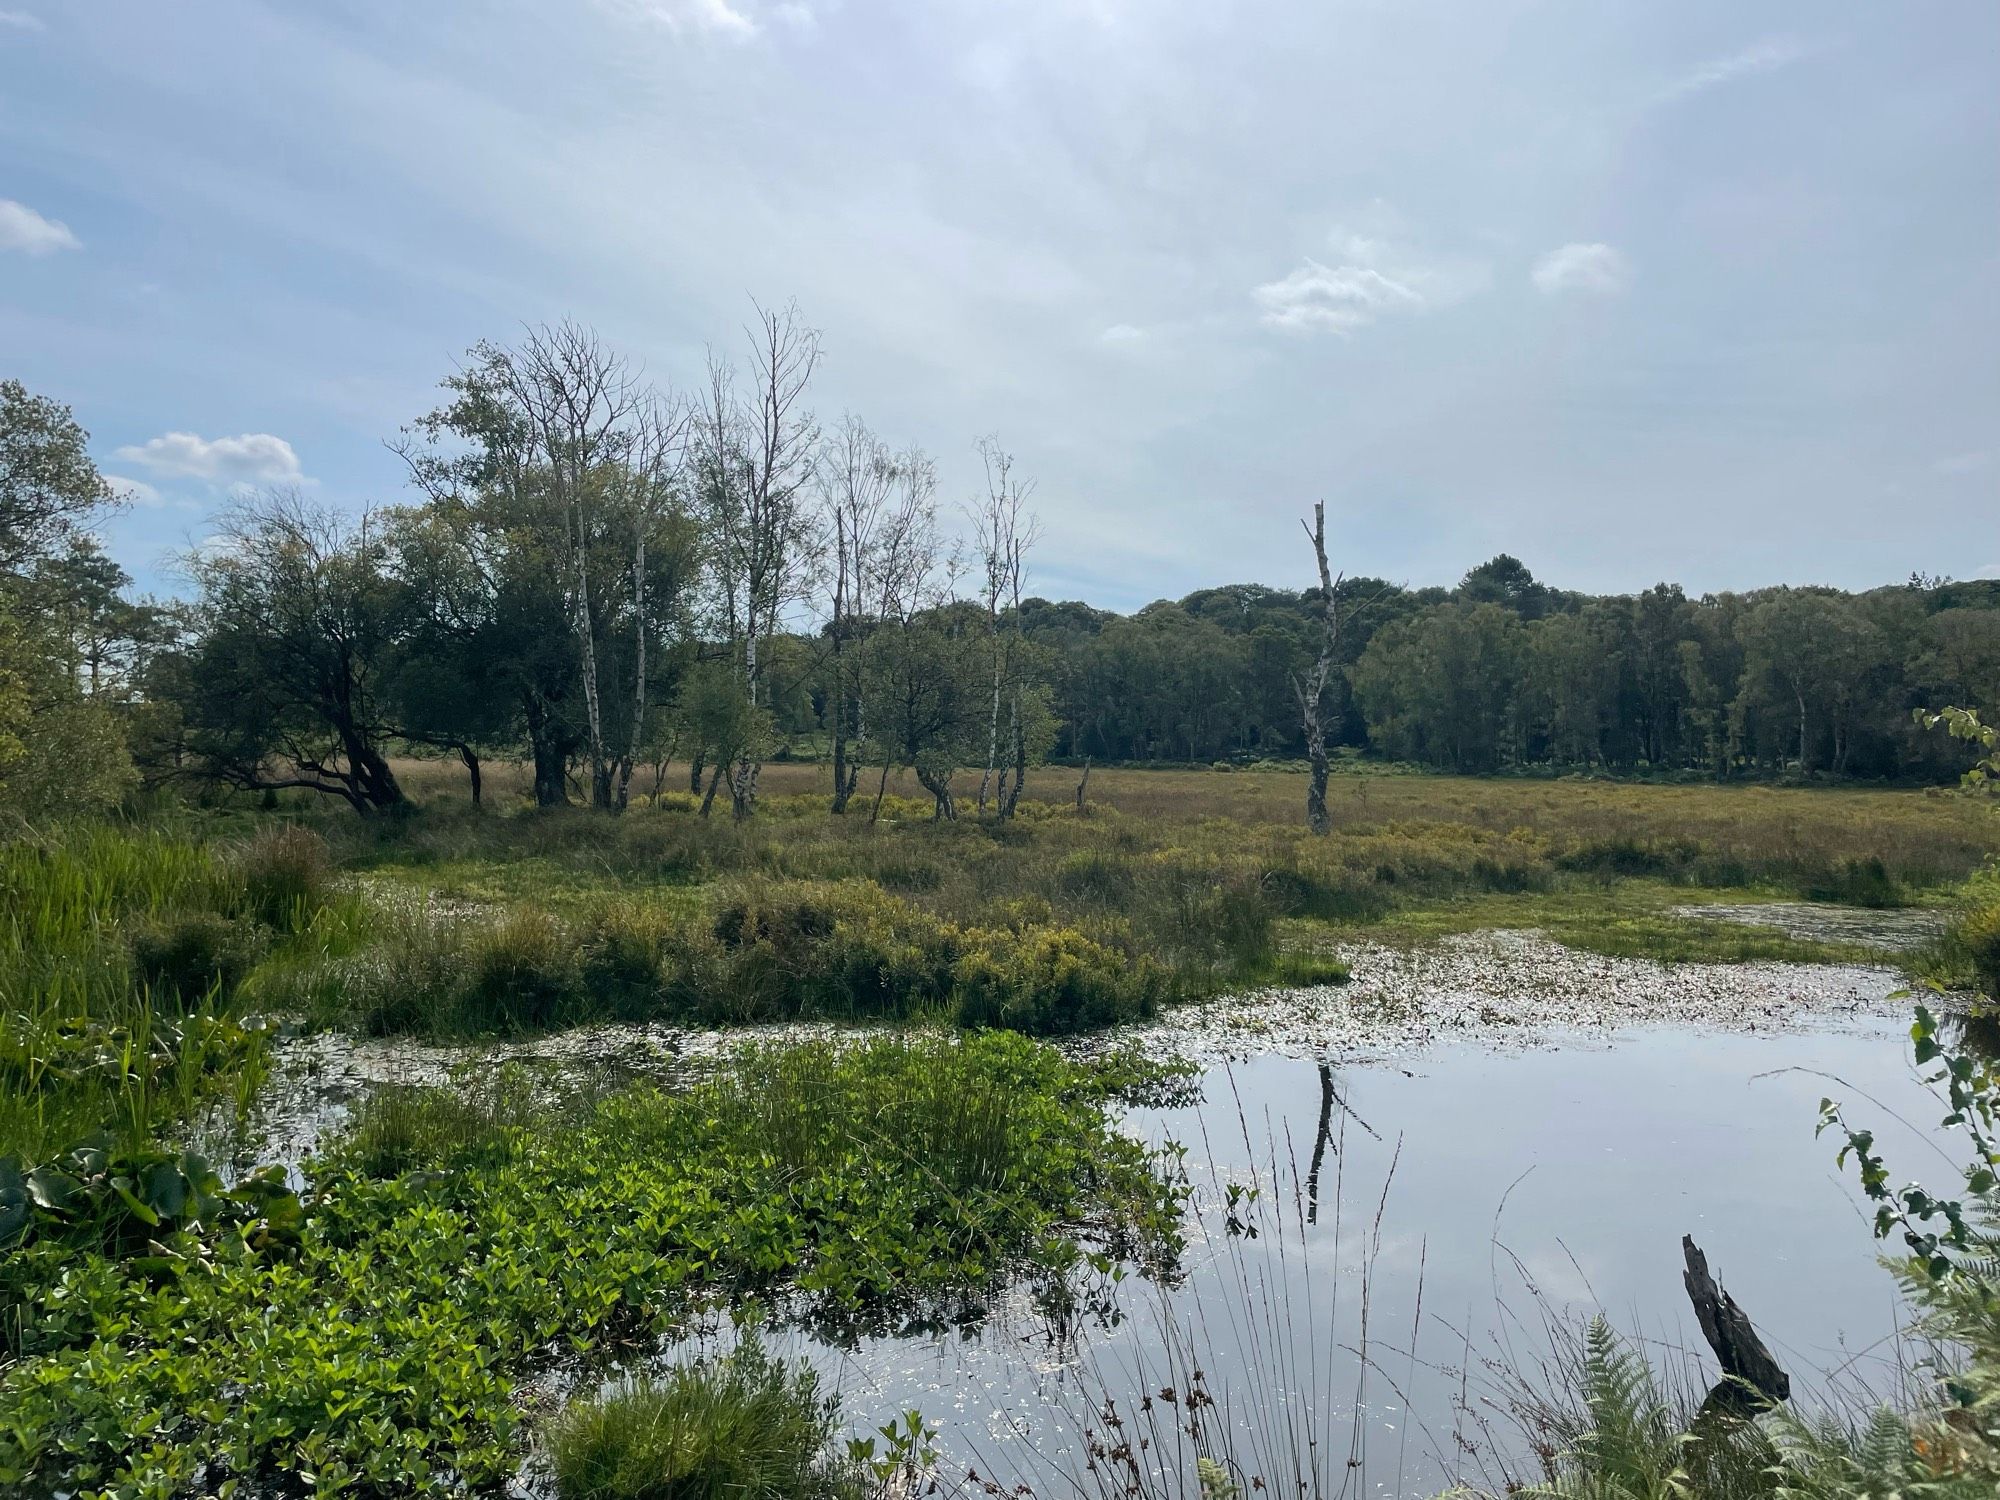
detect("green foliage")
[1960,901,2000,1002]
[1917,706,2000,794]
[1819,1004,1999,1278]
[1518,1319,1701,1499]
[238,823,336,929]
[129,909,260,1006]
[0,1136,300,1264]
[2,696,138,820]
[546,1340,862,1500]
[0,824,363,1160]
[0,1032,1181,1495]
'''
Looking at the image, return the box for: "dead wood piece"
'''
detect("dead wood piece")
[1681,1234,1790,1404]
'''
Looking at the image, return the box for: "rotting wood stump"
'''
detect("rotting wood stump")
[1682,1234,1790,1413]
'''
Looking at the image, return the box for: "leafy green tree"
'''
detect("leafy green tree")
[395,327,701,809]
[0,383,140,818]
[1523,609,1618,767]
[180,493,410,813]
[1351,602,1523,771]
[1736,590,1889,774]
[0,379,117,576]
[863,604,988,820]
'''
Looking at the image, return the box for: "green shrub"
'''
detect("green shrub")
[129,912,257,1006]
[1801,855,1906,908]
[235,824,333,929]
[461,908,584,1032]
[1054,848,1136,905]
[952,925,1164,1033]
[546,1342,858,1500]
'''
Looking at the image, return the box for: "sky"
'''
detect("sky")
[2,0,1996,610]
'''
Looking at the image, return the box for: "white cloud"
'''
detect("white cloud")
[0,10,45,32]
[1531,242,1632,297]
[1255,218,1489,335]
[1099,323,1145,344]
[1933,451,1990,476]
[1657,37,1809,105]
[606,0,759,38]
[106,474,162,507]
[113,431,306,486]
[0,198,80,255]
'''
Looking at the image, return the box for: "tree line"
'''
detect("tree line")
[1021,554,2000,782]
[4,318,1998,826]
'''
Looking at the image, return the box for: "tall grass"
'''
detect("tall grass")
[0,822,362,1159]
[545,1340,865,1500]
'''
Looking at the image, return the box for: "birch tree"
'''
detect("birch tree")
[395,323,688,809]
[694,301,823,819]
[816,415,898,813]
[969,437,1040,819]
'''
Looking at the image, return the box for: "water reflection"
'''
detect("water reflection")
[676,1016,1940,1499]
[1943,1006,2000,1063]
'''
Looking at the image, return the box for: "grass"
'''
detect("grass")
[1298,880,1907,965]
[0,1031,1183,1493]
[0,822,371,1160]
[545,1340,863,1500]
[7,766,1994,1156]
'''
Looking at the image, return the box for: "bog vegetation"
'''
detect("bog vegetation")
[4,350,2000,1497]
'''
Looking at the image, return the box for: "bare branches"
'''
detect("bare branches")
[695,300,824,818]
[969,436,1042,818]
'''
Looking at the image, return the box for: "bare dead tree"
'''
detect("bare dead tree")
[695,300,823,820]
[863,449,948,824]
[1681,1235,1790,1413]
[969,436,1040,818]
[816,415,898,813]
[611,396,691,809]
[1293,501,1342,835]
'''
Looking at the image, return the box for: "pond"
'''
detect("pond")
[224,934,1953,1497]
[633,1013,1946,1498]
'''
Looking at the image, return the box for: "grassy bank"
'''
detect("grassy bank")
[9,766,1997,1157]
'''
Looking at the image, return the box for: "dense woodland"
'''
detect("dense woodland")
[4,320,1999,824]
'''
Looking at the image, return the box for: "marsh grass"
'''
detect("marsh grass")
[1310,884,1905,966]
[0,822,362,1159]
[264,774,1996,1040]
[545,1340,863,1500]
[1914,865,2000,997]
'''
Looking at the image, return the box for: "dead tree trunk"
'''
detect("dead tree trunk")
[1291,501,1341,836]
[614,519,647,811]
[458,743,482,807]
[1681,1235,1790,1410]
[1307,1062,1335,1225]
